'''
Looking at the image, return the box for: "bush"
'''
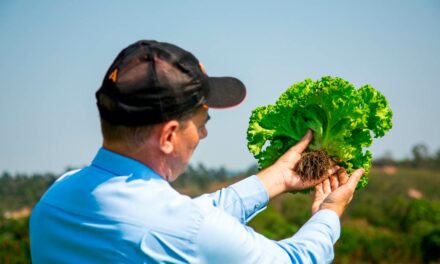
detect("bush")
[421,229,440,263]
[248,205,298,240]
[0,217,30,264]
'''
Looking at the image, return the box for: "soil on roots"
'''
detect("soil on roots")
[295,150,334,182]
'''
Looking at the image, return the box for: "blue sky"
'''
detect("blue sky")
[1,1,439,174]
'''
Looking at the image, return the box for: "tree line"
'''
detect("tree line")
[374,143,440,169]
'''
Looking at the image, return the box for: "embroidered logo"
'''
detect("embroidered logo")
[109,69,118,82]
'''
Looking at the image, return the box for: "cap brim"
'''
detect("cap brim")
[205,77,246,108]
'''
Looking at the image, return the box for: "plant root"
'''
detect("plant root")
[296,150,334,182]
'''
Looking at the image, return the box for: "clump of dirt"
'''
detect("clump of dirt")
[296,150,334,182]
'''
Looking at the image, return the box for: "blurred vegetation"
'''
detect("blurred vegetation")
[1,144,440,263]
[0,216,30,264]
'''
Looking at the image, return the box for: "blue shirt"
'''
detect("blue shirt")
[30,148,340,263]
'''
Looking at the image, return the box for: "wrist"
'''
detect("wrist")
[319,204,343,218]
[256,168,286,199]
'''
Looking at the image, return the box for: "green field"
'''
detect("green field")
[247,167,440,264]
[1,166,440,263]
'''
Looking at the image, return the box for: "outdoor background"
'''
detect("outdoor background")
[1,1,439,263]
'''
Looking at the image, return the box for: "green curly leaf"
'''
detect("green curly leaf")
[246,76,393,189]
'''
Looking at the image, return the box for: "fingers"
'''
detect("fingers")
[329,174,339,191]
[315,182,323,194]
[337,168,349,185]
[346,168,365,190]
[317,167,363,193]
[322,178,331,193]
[327,166,339,176]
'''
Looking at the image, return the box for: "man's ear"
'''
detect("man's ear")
[158,120,180,154]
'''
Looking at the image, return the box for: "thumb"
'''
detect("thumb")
[291,129,313,154]
[282,130,313,163]
[346,168,365,190]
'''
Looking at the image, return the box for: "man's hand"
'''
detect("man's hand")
[256,130,338,199]
[312,168,364,217]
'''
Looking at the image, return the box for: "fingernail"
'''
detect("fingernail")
[328,167,338,175]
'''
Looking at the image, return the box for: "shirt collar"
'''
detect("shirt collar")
[91,147,165,181]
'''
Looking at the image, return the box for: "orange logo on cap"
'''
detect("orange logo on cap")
[199,63,207,75]
[109,69,118,82]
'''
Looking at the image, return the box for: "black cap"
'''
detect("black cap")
[96,40,246,126]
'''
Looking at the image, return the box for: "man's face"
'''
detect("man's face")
[168,107,209,181]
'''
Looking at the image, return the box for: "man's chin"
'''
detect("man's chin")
[167,165,189,182]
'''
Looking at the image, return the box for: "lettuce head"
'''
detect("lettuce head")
[247,76,393,188]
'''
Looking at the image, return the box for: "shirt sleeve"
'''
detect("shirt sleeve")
[193,175,269,223]
[196,208,340,264]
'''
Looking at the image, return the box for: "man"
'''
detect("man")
[30,40,364,263]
